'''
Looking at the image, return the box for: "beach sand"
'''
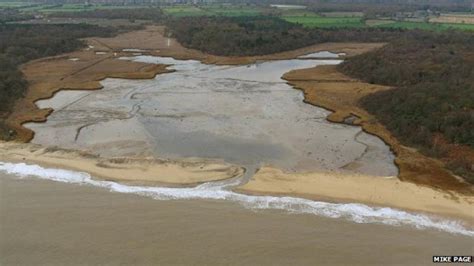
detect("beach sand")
[0,142,244,186]
[237,167,474,222]
[1,174,473,266]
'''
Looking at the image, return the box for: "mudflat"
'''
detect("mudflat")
[24,56,397,179]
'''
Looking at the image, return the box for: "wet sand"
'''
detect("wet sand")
[1,174,473,266]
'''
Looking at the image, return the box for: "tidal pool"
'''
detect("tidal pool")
[26,56,397,177]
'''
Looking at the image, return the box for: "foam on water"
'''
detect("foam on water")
[1,161,472,237]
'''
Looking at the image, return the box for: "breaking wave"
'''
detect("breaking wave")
[1,161,472,237]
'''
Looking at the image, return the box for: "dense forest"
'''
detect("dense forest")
[339,31,474,180]
[166,16,404,56]
[0,9,34,24]
[0,24,116,138]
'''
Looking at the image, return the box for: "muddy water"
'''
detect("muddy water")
[25,56,397,178]
[1,174,473,265]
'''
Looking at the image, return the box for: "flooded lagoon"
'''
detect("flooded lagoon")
[26,56,397,178]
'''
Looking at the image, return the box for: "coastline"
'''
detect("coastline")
[3,24,472,222]
[0,142,244,186]
[3,175,472,265]
[236,166,474,223]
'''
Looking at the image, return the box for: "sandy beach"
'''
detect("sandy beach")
[1,173,473,266]
[1,25,472,253]
[237,167,474,222]
[0,142,244,186]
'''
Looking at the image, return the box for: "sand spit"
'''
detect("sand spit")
[0,142,244,186]
[282,65,474,194]
[237,167,474,222]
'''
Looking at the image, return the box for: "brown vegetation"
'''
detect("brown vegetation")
[283,65,473,194]
[6,49,171,142]
[7,25,383,143]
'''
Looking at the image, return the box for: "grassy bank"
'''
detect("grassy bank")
[0,24,117,139]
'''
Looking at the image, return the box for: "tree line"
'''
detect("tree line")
[165,16,405,56]
[0,24,116,139]
[339,30,474,181]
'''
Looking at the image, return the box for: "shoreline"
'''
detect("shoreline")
[0,142,472,225]
[3,25,472,220]
[236,167,474,223]
[2,175,472,266]
[0,142,244,187]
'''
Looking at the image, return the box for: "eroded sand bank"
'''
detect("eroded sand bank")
[0,142,244,186]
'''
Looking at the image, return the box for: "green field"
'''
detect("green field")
[18,4,152,13]
[281,11,474,31]
[204,5,261,17]
[6,2,473,32]
[0,1,34,8]
[162,5,210,17]
[283,15,364,28]
[375,21,474,31]
[163,5,261,17]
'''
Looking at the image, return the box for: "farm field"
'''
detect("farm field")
[375,20,474,31]
[162,5,210,16]
[281,11,474,31]
[162,5,262,17]
[17,3,152,13]
[0,1,34,8]
[430,13,474,24]
[283,15,364,28]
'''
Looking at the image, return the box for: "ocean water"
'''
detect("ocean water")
[0,161,472,237]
